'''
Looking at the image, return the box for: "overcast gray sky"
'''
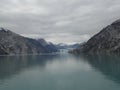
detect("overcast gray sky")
[0,0,120,44]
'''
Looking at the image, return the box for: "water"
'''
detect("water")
[0,53,120,90]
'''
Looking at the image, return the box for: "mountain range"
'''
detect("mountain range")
[72,19,120,54]
[1,18,120,55]
[56,43,80,50]
[0,28,58,55]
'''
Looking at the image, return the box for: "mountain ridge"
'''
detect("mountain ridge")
[71,19,120,54]
[0,28,58,55]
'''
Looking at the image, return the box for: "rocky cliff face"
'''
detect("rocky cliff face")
[0,28,57,55]
[73,19,120,53]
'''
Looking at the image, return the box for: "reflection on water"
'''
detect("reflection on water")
[0,53,120,90]
[79,54,120,84]
[0,54,59,82]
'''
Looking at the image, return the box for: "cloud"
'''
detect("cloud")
[0,0,50,15]
[46,33,91,44]
[55,20,72,26]
[0,0,120,44]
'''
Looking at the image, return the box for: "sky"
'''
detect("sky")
[0,0,120,44]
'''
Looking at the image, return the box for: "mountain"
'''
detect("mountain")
[37,39,58,53]
[55,43,68,49]
[0,28,57,55]
[72,19,120,54]
[69,43,83,49]
[56,43,80,50]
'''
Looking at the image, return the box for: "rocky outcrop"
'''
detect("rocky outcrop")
[0,28,57,55]
[72,19,120,53]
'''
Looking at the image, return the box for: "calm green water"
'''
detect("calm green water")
[0,53,120,90]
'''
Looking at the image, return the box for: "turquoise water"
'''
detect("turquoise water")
[0,53,120,90]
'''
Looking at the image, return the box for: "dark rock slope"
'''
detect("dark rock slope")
[37,39,58,53]
[0,28,57,55]
[73,19,120,53]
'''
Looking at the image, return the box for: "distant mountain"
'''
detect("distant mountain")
[37,39,58,53]
[0,28,58,55]
[69,43,82,49]
[72,19,120,54]
[56,43,80,50]
[55,43,68,49]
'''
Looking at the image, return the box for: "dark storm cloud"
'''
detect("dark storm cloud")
[0,0,120,44]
